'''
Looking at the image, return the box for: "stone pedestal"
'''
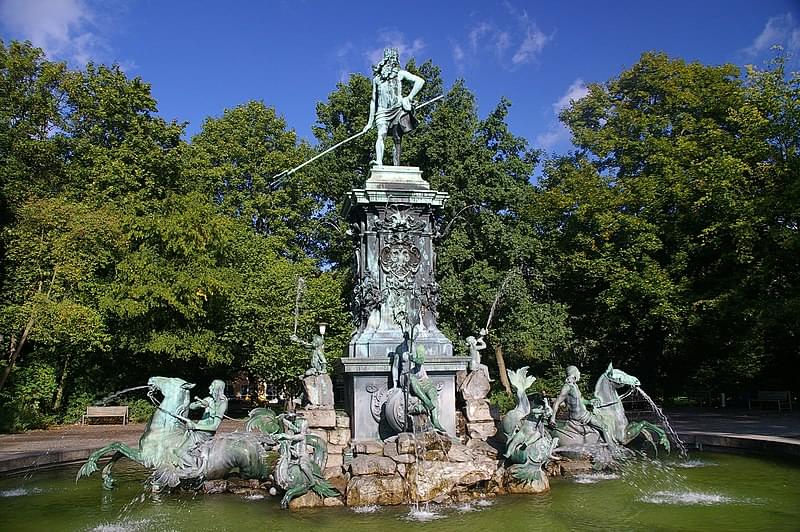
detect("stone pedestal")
[302,373,334,408]
[457,369,497,440]
[341,166,469,441]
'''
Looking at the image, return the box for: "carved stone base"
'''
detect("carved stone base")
[302,373,334,408]
[467,420,497,440]
[297,407,336,428]
[464,399,493,422]
[458,370,491,401]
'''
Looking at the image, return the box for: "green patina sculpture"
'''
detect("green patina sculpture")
[76,376,338,507]
[549,363,669,455]
[171,379,229,463]
[291,333,327,375]
[274,413,338,508]
[465,329,492,382]
[405,344,446,433]
[550,365,622,457]
[500,367,558,482]
[362,47,425,166]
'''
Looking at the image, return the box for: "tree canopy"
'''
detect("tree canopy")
[1,39,797,431]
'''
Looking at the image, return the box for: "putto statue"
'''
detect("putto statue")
[362,47,425,166]
[465,329,492,382]
[292,324,334,408]
[291,331,327,375]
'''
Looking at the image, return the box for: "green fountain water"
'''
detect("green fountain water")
[1,452,798,531]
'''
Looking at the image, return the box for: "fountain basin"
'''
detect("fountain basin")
[1,452,798,531]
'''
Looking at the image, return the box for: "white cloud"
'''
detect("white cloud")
[745,13,800,56]
[452,43,465,63]
[365,30,425,65]
[469,23,492,51]
[336,42,354,58]
[791,27,800,50]
[511,24,551,65]
[536,79,589,151]
[453,6,553,71]
[495,31,511,58]
[331,31,425,82]
[552,79,589,114]
[535,127,568,150]
[0,0,109,64]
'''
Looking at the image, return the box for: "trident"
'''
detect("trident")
[269,94,444,189]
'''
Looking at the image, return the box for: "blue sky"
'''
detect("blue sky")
[2,0,799,156]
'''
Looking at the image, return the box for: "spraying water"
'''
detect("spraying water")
[292,277,306,336]
[634,388,688,458]
[411,419,422,513]
[94,385,150,406]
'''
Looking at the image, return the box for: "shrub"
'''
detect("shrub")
[488,389,515,415]
[122,398,155,423]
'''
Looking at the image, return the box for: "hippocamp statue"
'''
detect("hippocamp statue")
[550,363,669,455]
[76,377,338,507]
[500,367,558,482]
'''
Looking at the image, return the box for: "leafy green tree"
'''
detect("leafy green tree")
[187,101,319,258]
[0,41,68,218]
[222,233,351,394]
[58,63,185,203]
[0,196,121,420]
[545,51,799,392]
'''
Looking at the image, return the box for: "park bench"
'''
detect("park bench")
[81,405,129,425]
[748,391,793,412]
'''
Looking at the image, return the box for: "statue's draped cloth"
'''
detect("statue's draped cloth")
[376,76,419,137]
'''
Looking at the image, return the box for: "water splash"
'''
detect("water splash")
[639,490,736,505]
[634,387,688,457]
[475,498,495,507]
[0,487,43,497]
[619,452,689,496]
[351,505,380,513]
[456,503,476,512]
[403,504,443,522]
[573,472,620,484]
[87,518,153,532]
[675,459,717,469]
[243,494,264,500]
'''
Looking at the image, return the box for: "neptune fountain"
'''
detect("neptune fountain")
[75,47,684,510]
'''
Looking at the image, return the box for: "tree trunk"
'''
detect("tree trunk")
[495,344,512,394]
[0,267,57,391]
[0,320,33,390]
[53,351,71,411]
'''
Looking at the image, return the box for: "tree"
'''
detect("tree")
[544,51,799,392]
[0,40,67,226]
[0,196,121,419]
[187,101,318,258]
